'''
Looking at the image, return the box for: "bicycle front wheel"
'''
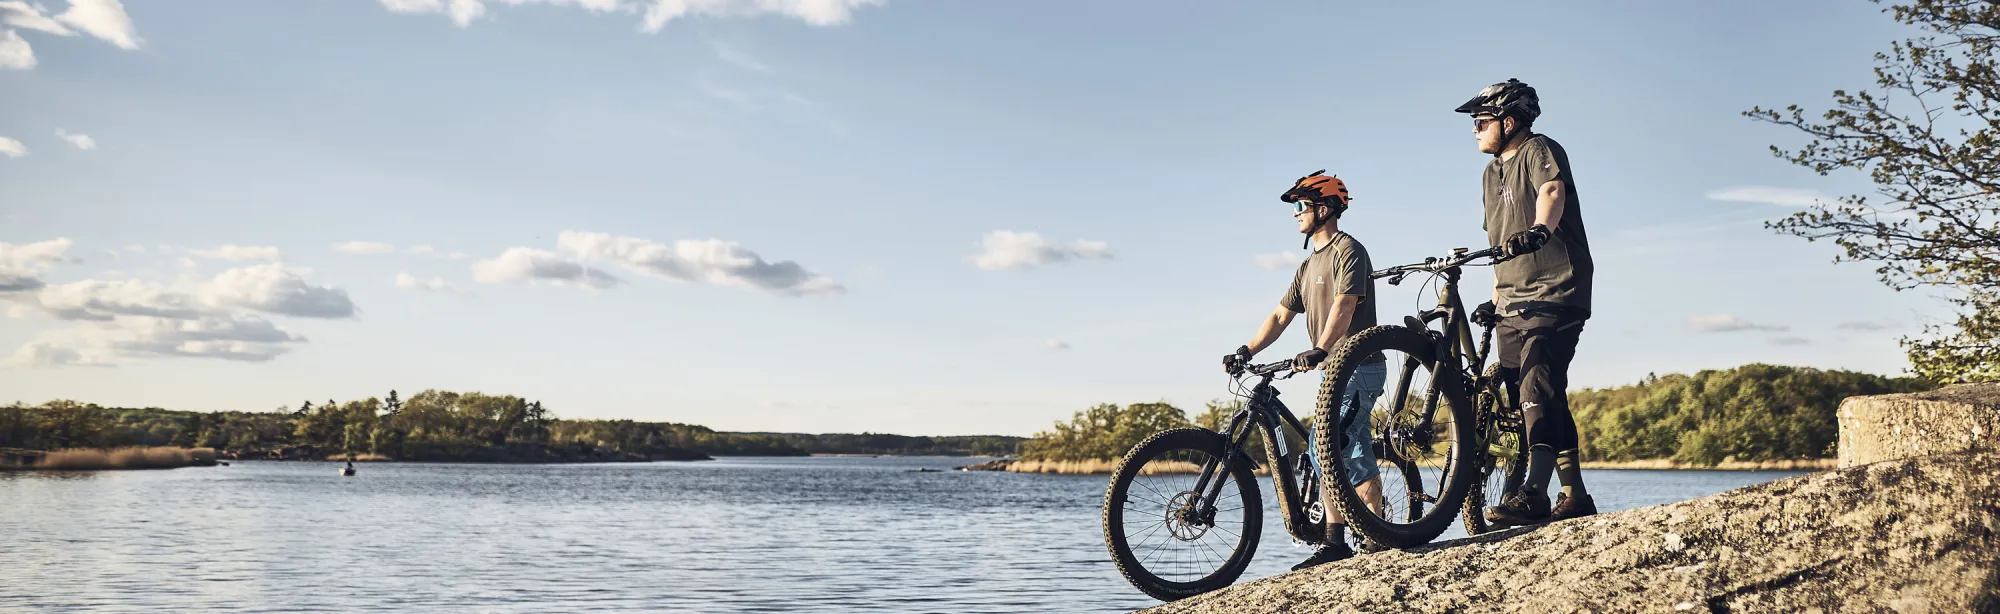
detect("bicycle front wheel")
[1313,325,1477,549]
[1102,428,1262,602]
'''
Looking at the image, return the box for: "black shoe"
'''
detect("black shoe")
[1290,542,1354,571]
[1551,492,1597,521]
[1356,537,1391,554]
[1485,485,1552,528]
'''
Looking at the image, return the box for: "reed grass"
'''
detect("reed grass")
[23,447,218,470]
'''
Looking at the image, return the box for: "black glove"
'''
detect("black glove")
[1223,345,1252,374]
[1503,224,1552,257]
[1471,301,1498,327]
[1293,348,1328,371]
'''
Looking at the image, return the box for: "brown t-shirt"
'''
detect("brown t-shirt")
[1281,230,1381,364]
[1483,134,1593,316]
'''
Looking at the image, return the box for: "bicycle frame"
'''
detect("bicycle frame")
[1184,366,1326,545]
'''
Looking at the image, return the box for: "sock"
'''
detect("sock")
[1326,523,1347,548]
[1556,449,1587,497]
[1524,444,1556,494]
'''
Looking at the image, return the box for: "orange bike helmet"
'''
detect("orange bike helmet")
[1281,169,1350,215]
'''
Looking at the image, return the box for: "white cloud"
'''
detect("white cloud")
[198,264,357,318]
[970,231,1113,271]
[0,238,72,292]
[1046,339,1070,350]
[0,135,25,157]
[1771,336,1811,346]
[376,0,882,32]
[54,128,94,150]
[640,0,883,32]
[394,272,460,293]
[333,241,398,254]
[1835,321,1891,332]
[557,230,843,296]
[446,251,468,260]
[123,244,145,253]
[1705,187,1832,208]
[407,244,436,254]
[1253,252,1297,271]
[472,247,621,289]
[5,314,304,366]
[1687,314,1789,333]
[32,279,208,320]
[0,29,30,70]
[0,1,73,35]
[54,0,138,49]
[189,245,282,261]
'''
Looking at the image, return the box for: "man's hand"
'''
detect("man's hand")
[1292,348,1328,372]
[1503,224,1552,257]
[1471,301,1498,328]
[1224,345,1253,375]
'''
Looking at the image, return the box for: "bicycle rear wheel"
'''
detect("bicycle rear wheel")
[1102,428,1262,602]
[1313,325,1477,549]
[1464,363,1529,535]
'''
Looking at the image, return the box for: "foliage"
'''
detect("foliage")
[1747,0,2000,382]
[1570,364,1933,465]
[1019,402,1192,462]
[0,391,808,462]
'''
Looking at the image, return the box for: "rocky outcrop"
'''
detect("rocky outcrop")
[1143,446,2000,614]
[1838,383,2000,468]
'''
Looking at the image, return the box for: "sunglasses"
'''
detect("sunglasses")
[1292,200,1321,215]
[1473,116,1503,131]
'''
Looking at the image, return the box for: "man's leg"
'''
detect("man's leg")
[1297,363,1386,570]
[1487,313,1562,526]
[1541,314,1596,518]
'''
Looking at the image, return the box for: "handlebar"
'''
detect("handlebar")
[1372,246,1511,285]
[1227,359,1299,379]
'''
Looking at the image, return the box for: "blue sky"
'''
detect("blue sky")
[0,0,1947,435]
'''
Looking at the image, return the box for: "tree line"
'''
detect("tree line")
[0,390,1028,461]
[1015,364,1934,467]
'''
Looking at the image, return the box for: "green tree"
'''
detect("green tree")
[1748,0,2000,382]
[1019,402,1192,462]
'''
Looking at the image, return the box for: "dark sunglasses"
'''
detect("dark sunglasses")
[1473,116,1503,131]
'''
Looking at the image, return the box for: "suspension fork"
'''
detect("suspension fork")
[1189,405,1257,520]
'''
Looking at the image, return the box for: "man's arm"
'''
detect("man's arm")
[1535,179,1566,231]
[1245,305,1298,356]
[1314,295,1361,354]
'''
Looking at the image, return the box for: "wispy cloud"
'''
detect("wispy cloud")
[1770,336,1811,346]
[0,238,73,293]
[1687,314,1789,333]
[0,29,30,70]
[1705,186,1832,208]
[1253,252,1297,271]
[189,245,282,261]
[54,128,95,150]
[0,136,24,157]
[376,0,885,33]
[394,272,463,294]
[1046,339,1070,350]
[333,241,397,254]
[970,231,1112,271]
[471,247,622,289]
[712,40,769,72]
[1835,321,1891,332]
[557,230,843,296]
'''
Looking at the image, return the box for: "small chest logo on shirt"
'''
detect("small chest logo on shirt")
[1501,187,1517,208]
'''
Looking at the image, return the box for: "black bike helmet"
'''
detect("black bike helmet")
[1454,78,1540,121]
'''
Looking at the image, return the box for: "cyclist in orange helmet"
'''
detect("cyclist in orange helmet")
[1223,170,1386,570]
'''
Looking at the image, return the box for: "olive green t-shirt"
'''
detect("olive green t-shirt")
[1281,230,1381,364]
[1483,134,1594,316]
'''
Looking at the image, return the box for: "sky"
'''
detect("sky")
[0,0,1953,436]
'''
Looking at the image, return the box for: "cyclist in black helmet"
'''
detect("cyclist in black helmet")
[1454,78,1599,527]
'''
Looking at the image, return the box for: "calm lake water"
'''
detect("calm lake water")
[0,456,1807,613]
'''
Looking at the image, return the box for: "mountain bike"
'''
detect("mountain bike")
[1312,245,1532,548]
[1101,358,1349,601]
